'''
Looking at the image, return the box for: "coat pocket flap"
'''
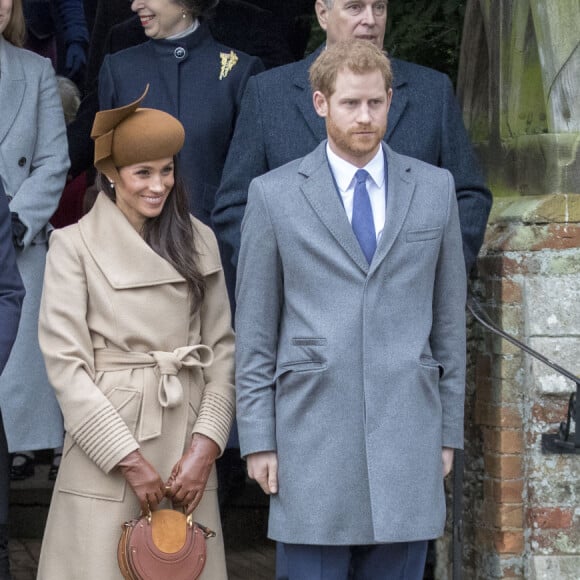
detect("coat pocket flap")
[406,227,441,242]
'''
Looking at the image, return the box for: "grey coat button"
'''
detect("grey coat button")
[174,47,186,60]
[18,157,26,167]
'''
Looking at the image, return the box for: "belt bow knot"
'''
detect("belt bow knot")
[149,345,214,409]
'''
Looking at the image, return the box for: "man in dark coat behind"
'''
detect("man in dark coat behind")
[0,181,25,577]
[213,0,493,275]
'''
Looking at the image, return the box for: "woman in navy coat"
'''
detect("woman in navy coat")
[98,0,263,229]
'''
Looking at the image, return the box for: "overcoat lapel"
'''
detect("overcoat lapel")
[299,143,370,273]
[369,145,416,274]
[78,193,185,289]
[293,48,327,144]
[0,38,26,146]
[385,59,409,142]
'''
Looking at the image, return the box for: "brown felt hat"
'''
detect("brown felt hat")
[91,86,185,182]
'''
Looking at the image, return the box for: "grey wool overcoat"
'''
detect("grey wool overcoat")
[235,142,467,545]
[37,194,235,579]
[0,35,69,452]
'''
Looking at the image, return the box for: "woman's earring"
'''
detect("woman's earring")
[109,181,115,189]
[182,10,187,19]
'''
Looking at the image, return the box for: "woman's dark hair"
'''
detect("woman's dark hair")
[97,159,205,311]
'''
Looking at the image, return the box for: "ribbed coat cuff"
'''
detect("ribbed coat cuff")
[192,391,234,455]
[71,402,139,473]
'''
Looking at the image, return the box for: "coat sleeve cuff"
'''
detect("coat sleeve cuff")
[442,426,464,450]
[192,391,235,455]
[237,417,277,458]
[70,402,139,473]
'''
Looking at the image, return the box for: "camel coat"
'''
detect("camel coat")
[37,193,235,580]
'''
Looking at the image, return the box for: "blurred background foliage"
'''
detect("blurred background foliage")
[306,0,466,86]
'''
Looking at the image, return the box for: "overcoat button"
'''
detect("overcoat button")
[18,157,26,167]
[174,47,186,60]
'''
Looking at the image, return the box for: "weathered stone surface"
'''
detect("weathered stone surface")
[525,275,580,335]
[528,336,580,394]
[531,555,580,580]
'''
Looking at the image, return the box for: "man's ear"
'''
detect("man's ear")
[313,91,328,118]
[385,88,393,113]
[315,0,329,32]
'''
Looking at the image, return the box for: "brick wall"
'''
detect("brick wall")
[461,195,580,579]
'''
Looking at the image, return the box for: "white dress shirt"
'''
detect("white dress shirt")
[326,144,386,242]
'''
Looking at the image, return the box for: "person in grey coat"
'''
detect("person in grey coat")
[0,0,69,507]
[235,40,467,579]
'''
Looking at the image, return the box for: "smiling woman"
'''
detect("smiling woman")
[113,158,176,231]
[36,92,235,579]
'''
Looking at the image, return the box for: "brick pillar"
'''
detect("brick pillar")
[464,195,580,579]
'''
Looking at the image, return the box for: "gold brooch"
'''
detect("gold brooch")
[219,51,239,80]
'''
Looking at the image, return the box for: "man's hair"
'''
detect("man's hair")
[309,40,393,97]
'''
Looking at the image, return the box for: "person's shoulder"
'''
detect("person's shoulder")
[250,154,310,200]
[48,223,82,252]
[391,57,451,86]
[210,36,261,65]
[189,216,223,273]
[2,41,52,72]
[103,40,151,66]
[248,52,313,88]
[389,145,450,178]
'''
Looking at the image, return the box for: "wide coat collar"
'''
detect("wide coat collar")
[0,37,26,147]
[78,193,186,289]
[298,141,416,275]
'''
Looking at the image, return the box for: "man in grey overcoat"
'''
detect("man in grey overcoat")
[235,40,467,579]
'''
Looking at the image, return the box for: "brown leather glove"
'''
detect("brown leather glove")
[117,450,165,514]
[165,434,220,515]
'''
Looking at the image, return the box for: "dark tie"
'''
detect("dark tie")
[352,169,376,264]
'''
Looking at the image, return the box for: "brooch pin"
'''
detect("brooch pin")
[219,51,239,80]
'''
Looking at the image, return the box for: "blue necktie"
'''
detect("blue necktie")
[352,169,376,264]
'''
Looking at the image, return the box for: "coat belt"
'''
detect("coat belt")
[93,345,214,442]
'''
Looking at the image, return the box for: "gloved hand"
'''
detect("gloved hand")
[165,434,220,515]
[64,42,87,82]
[117,450,165,514]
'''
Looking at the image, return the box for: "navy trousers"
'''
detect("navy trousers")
[282,540,428,580]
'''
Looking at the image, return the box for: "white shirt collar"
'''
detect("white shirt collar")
[325,143,385,192]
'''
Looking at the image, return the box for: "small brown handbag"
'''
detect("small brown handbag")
[117,509,216,580]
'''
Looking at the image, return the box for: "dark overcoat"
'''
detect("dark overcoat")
[98,22,263,226]
[213,48,493,272]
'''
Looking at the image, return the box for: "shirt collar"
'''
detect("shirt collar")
[325,143,385,192]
